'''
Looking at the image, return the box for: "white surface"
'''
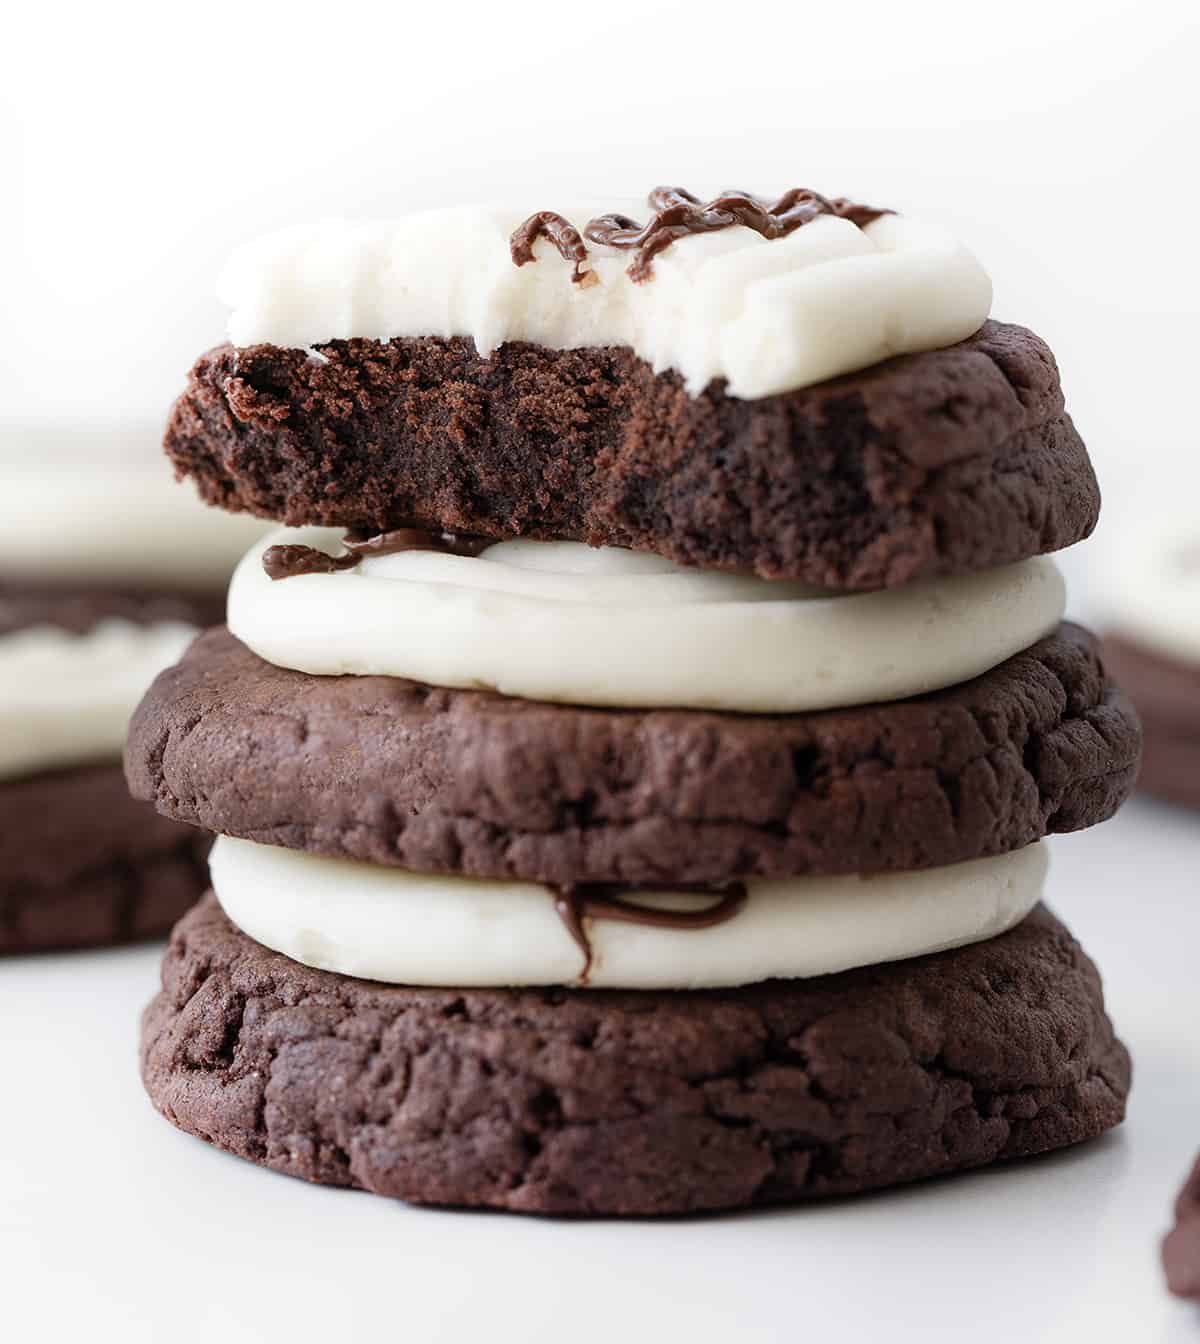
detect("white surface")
[3,800,1199,1343]
[232,529,1065,711]
[0,620,198,780]
[211,835,1045,989]
[219,207,991,399]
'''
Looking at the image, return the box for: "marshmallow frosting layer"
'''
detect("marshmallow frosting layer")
[219,205,992,399]
[210,835,1047,990]
[228,529,1066,713]
[0,620,198,780]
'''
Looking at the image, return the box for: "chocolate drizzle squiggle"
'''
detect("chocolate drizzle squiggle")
[552,882,748,983]
[263,527,492,581]
[510,210,595,285]
[510,187,892,286]
[585,186,892,282]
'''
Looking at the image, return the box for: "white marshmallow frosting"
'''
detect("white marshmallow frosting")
[228,529,1065,714]
[219,204,992,399]
[210,835,1047,991]
[0,620,198,781]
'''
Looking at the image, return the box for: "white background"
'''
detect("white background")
[4,0,1198,589]
[2,1,1199,1339]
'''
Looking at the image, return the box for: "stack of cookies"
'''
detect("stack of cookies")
[1,431,264,953]
[130,188,1141,1214]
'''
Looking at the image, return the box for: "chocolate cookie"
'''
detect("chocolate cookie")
[164,321,1098,590]
[0,763,210,954]
[141,896,1129,1215]
[1164,1153,1200,1298]
[127,623,1140,886]
[0,580,223,638]
[1104,635,1200,812]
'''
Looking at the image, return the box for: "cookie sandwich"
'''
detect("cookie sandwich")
[1,431,265,952]
[130,188,1140,1213]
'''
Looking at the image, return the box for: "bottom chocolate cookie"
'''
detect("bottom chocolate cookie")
[141,897,1129,1215]
[1105,635,1200,812]
[0,763,210,954]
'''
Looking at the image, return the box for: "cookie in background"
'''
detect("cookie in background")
[0,425,268,953]
[1101,496,1200,814]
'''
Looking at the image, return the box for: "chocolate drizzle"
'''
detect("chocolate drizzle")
[262,526,493,580]
[510,210,595,285]
[509,187,892,286]
[551,882,748,982]
[342,527,493,560]
[585,187,892,282]
[261,545,361,580]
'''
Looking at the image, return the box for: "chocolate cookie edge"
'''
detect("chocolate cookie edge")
[126,622,1142,885]
[1,762,211,954]
[163,321,1098,589]
[140,896,1130,1216]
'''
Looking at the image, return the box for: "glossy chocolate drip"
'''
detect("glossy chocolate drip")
[342,526,494,560]
[510,210,595,285]
[584,186,892,282]
[551,881,748,982]
[263,527,493,580]
[261,544,361,580]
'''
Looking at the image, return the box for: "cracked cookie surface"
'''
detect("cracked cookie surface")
[164,321,1098,589]
[140,897,1129,1215]
[126,623,1140,885]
